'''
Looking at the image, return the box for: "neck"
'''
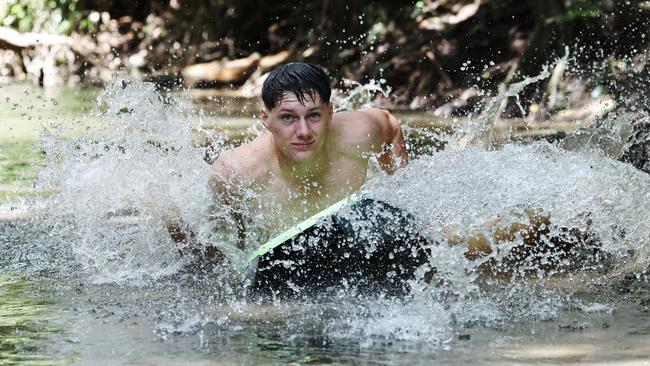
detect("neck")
[275,148,328,190]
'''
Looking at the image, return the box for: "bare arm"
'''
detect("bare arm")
[358,108,409,174]
[209,157,247,251]
[164,157,244,260]
[377,110,408,174]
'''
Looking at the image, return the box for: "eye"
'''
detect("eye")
[280,114,294,122]
[308,112,321,121]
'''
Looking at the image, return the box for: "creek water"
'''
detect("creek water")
[0,77,649,365]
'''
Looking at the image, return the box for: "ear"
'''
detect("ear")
[259,107,270,130]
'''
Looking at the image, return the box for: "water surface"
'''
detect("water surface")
[0,79,649,365]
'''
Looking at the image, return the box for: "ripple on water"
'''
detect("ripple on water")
[1,78,649,362]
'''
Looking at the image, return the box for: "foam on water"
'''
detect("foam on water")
[371,143,650,260]
[360,142,650,333]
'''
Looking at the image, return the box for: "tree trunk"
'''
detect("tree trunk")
[519,0,570,78]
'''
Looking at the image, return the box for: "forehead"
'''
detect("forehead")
[273,92,326,111]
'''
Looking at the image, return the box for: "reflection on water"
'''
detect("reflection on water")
[0,274,73,365]
[10,275,646,365]
[0,76,649,364]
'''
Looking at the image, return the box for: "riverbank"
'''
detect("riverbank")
[2,1,650,114]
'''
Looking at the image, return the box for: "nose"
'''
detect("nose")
[296,118,311,139]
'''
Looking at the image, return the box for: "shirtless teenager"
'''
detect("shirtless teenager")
[168,62,409,255]
[168,63,595,292]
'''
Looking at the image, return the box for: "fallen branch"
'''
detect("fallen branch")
[0,26,73,51]
[181,51,291,86]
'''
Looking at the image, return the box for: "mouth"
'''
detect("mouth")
[291,141,315,150]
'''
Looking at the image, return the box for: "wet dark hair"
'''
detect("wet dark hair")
[261,62,331,110]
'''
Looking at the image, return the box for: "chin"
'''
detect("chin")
[291,150,315,162]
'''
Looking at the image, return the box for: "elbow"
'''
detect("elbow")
[379,108,396,125]
[384,110,402,144]
[384,110,401,136]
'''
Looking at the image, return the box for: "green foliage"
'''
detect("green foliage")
[563,0,606,21]
[0,0,83,34]
[411,0,425,19]
[78,16,98,32]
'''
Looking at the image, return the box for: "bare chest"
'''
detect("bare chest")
[252,156,368,231]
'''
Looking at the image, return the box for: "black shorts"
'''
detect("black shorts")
[245,199,433,300]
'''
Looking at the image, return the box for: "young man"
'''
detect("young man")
[207,62,409,249]
[169,63,595,296]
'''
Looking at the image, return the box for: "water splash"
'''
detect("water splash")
[324,297,453,345]
[11,63,650,346]
[370,142,650,287]
[332,78,391,112]
[34,76,236,283]
[450,68,551,151]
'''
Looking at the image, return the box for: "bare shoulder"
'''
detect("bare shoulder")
[333,107,384,125]
[331,108,395,153]
[210,134,273,189]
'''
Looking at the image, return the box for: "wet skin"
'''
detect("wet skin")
[171,93,597,269]
[209,92,409,244]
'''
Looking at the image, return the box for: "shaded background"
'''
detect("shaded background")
[1,3,650,365]
[2,0,650,114]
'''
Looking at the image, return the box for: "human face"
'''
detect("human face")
[261,92,332,163]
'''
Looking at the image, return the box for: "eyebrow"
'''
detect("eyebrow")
[277,107,323,113]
